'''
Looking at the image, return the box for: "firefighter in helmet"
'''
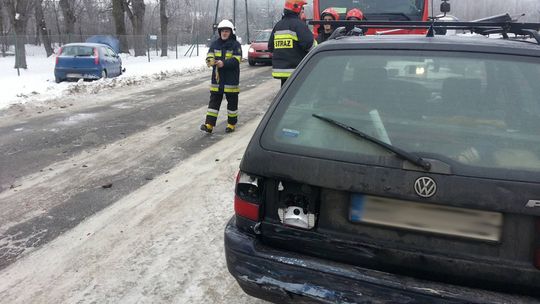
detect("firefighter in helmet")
[201,19,242,134]
[300,7,307,24]
[317,7,340,44]
[345,8,364,32]
[268,0,314,87]
[346,8,364,21]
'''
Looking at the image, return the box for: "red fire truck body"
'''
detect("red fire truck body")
[312,0,430,36]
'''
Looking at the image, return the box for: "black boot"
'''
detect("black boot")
[200,124,213,133]
[225,124,235,133]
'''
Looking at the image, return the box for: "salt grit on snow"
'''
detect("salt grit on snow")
[0,44,251,110]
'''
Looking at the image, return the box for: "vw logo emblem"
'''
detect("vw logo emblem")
[414,177,437,198]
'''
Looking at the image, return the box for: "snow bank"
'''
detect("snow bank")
[0,45,251,110]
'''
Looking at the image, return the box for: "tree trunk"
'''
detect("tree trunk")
[0,2,6,57]
[34,14,40,45]
[112,0,129,53]
[124,0,146,57]
[5,0,31,69]
[160,0,168,57]
[52,1,62,44]
[35,0,54,57]
[59,0,76,42]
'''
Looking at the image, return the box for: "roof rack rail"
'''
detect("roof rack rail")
[310,16,540,44]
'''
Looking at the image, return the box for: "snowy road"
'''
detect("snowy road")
[0,63,277,303]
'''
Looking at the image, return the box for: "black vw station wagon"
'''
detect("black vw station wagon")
[225,21,540,303]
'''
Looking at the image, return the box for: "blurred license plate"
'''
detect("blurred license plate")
[67,73,82,78]
[259,54,270,58]
[349,194,502,242]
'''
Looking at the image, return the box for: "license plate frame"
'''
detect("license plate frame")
[66,73,83,78]
[349,194,503,242]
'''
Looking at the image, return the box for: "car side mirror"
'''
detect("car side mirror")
[440,0,451,14]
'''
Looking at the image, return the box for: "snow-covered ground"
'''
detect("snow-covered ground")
[0,117,266,303]
[0,44,250,110]
[0,72,281,302]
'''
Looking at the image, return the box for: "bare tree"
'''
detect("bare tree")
[35,0,53,56]
[0,2,3,31]
[58,0,75,41]
[51,0,62,38]
[0,1,6,57]
[124,0,146,56]
[112,0,129,53]
[4,0,32,68]
[159,0,167,56]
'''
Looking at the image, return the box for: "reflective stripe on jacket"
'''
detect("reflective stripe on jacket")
[268,11,314,79]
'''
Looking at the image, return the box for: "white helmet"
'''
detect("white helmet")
[217,19,236,34]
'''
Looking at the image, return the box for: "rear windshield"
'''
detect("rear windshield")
[255,31,272,42]
[61,46,95,56]
[318,0,426,20]
[261,50,540,182]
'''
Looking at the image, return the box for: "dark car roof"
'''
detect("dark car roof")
[62,42,113,49]
[315,34,540,56]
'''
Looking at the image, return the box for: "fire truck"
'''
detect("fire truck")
[309,0,436,36]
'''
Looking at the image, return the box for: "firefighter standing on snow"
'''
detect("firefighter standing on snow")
[268,0,314,87]
[200,20,242,134]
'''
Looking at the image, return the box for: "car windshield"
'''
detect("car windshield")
[61,46,94,56]
[318,0,425,20]
[261,50,540,182]
[255,31,271,42]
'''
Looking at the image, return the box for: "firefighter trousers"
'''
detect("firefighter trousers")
[205,93,238,126]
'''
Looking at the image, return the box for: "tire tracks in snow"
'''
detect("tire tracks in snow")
[0,66,278,275]
[0,108,270,304]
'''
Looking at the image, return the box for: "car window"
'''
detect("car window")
[106,48,117,57]
[255,31,271,42]
[261,50,540,181]
[61,46,94,56]
[100,47,109,57]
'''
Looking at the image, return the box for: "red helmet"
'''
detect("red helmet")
[284,0,307,14]
[346,8,364,20]
[321,7,340,21]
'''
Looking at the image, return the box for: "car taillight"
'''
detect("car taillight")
[94,48,99,64]
[234,171,262,221]
[56,47,62,65]
[535,219,540,270]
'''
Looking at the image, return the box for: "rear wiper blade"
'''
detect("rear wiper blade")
[312,113,431,171]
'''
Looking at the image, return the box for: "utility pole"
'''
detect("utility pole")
[267,0,271,28]
[245,0,250,42]
[233,0,236,25]
[213,0,221,35]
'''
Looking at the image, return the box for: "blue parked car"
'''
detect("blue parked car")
[54,43,123,83]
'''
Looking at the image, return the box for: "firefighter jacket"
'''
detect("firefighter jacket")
[268,11,314,80]
[317,31,332,44]
[207,35,242,94]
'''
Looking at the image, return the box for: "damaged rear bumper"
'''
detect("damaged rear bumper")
[224,217,536,304]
